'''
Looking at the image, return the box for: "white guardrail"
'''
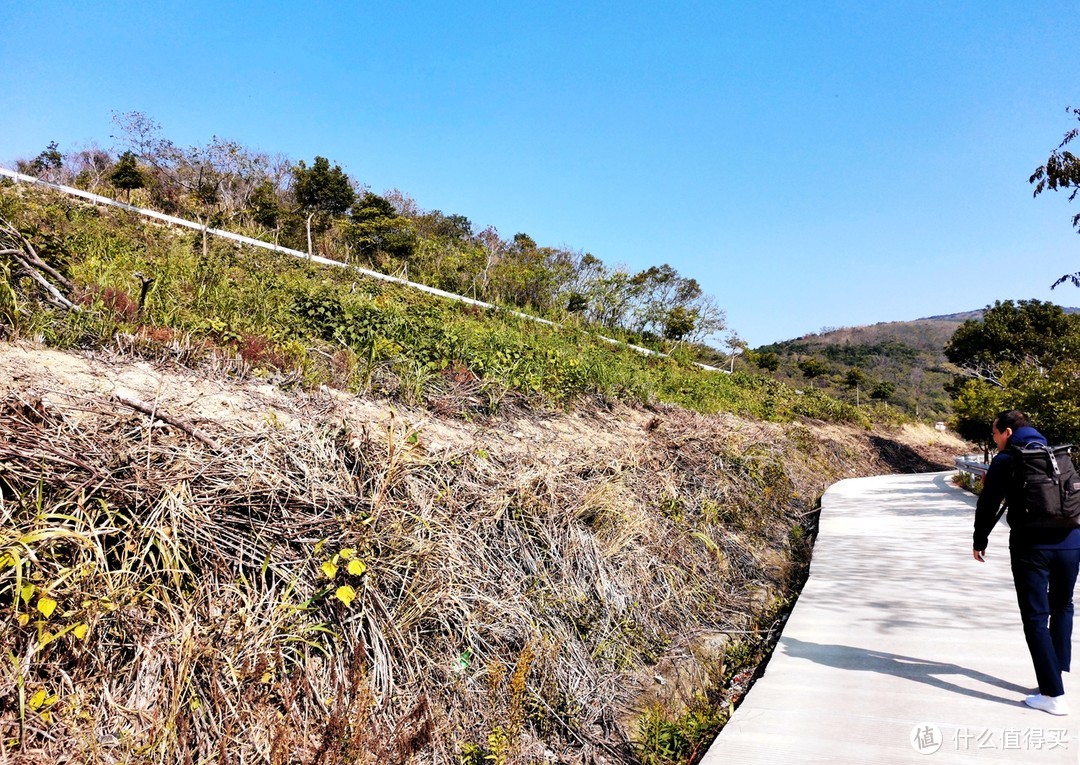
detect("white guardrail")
[954,454,991,479]
[0,166,722,372]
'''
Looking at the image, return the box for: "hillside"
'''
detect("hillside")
[0,177,972,763]
[0,341,964,764]
[754,307,1080,424]
[754,313,985,421]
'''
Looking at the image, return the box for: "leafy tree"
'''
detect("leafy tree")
[247,179,281,230]
[1007,360,1080,445]
[1030,107,1080,286]
[844,367,869,404]
[870,381,895,402]
[566,292,588,314]
[949,377,1006,445]
[18,141,63,179]
[944,300,1080,385]
[490,234,576,313]
[797,358,830,387]
[663,306,698,342]
[414,210,473,243]
[753,351,780,372]
[844,367,868,389]
[291,156,356,256]
[109,151,145,201]
[346,192,417,265]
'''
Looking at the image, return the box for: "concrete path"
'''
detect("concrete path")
[701,472,1078,764]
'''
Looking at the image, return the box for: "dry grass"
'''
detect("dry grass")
[0,343,928,764]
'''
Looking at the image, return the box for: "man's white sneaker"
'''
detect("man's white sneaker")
[1024,694,1070,715]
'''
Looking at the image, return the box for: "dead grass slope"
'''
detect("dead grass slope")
[0,341,966,764]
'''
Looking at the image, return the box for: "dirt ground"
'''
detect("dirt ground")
[0,340,969,480]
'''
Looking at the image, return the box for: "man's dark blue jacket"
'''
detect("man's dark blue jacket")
[974,425,1080,552]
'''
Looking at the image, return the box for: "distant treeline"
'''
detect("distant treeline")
[14,113,725,349]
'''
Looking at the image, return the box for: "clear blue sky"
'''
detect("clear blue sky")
[2,1,1077,347]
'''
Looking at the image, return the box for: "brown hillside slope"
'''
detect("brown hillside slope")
[0,341,966,764]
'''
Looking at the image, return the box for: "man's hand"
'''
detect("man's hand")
[972,548,986,562]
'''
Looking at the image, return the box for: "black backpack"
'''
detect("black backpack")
[1005,443,1080,529]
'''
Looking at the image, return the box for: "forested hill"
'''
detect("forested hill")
[751,311,1013,421]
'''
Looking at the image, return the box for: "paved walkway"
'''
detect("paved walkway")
[701,472,1078,764]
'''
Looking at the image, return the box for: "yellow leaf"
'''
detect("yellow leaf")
[339,548,356,560]
[321,561,338,579]
[40,710,53,725]
[73,623,88,640]
[17,613,29,627]
[44,694,59,707]
[28,689,46,710]
[335,585,357,607]
[260,671,273,684]
[189,696,202,712]
[20,584,35,603]
[347,559,367,576]
[37,597,58,619]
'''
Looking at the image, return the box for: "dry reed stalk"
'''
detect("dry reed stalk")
[0,366,891,764]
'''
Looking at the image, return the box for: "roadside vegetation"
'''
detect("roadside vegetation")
[0,123,968,764]
[0,179,868,428]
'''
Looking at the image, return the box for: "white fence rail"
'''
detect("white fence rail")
[954,454,990,479]
[0,166,721,372]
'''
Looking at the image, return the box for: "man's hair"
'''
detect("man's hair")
[994,409,1032,433]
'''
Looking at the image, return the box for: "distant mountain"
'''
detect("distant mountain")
[749,307,1077,421]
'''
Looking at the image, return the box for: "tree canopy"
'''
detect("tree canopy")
[945,300,1080,444]
[109,151,145,198]
[292,156,355,221]
[944,299,1080,384]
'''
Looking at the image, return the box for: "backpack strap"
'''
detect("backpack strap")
[1043,445,1061,477]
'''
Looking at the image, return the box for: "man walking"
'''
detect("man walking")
[973,410,1080,715]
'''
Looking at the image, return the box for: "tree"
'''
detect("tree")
[68,147,114,192]
[414,210,473,243]
[109,151,145,201]
[944,300,1080,385]
[844,367,869,404]
[663,306,698,342]
[753,351,780,372]
[346,192,417,266]
[291,156,356,257]
[1030,107,1080,287]
[870,380,895,402]
[18,142,63,180]
[566,292,589,314]
[247,179,281,233]
[797,358,830,388]
[720,331,746,371]
[949,377,1006,445]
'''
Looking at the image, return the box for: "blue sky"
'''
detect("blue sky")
[1,1,1077,347]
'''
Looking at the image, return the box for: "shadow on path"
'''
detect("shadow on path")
[782,636,1029,706]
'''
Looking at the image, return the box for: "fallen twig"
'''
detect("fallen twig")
[114,393,224,452]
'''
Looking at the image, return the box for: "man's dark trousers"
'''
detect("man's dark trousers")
[1011,546,1080,697]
